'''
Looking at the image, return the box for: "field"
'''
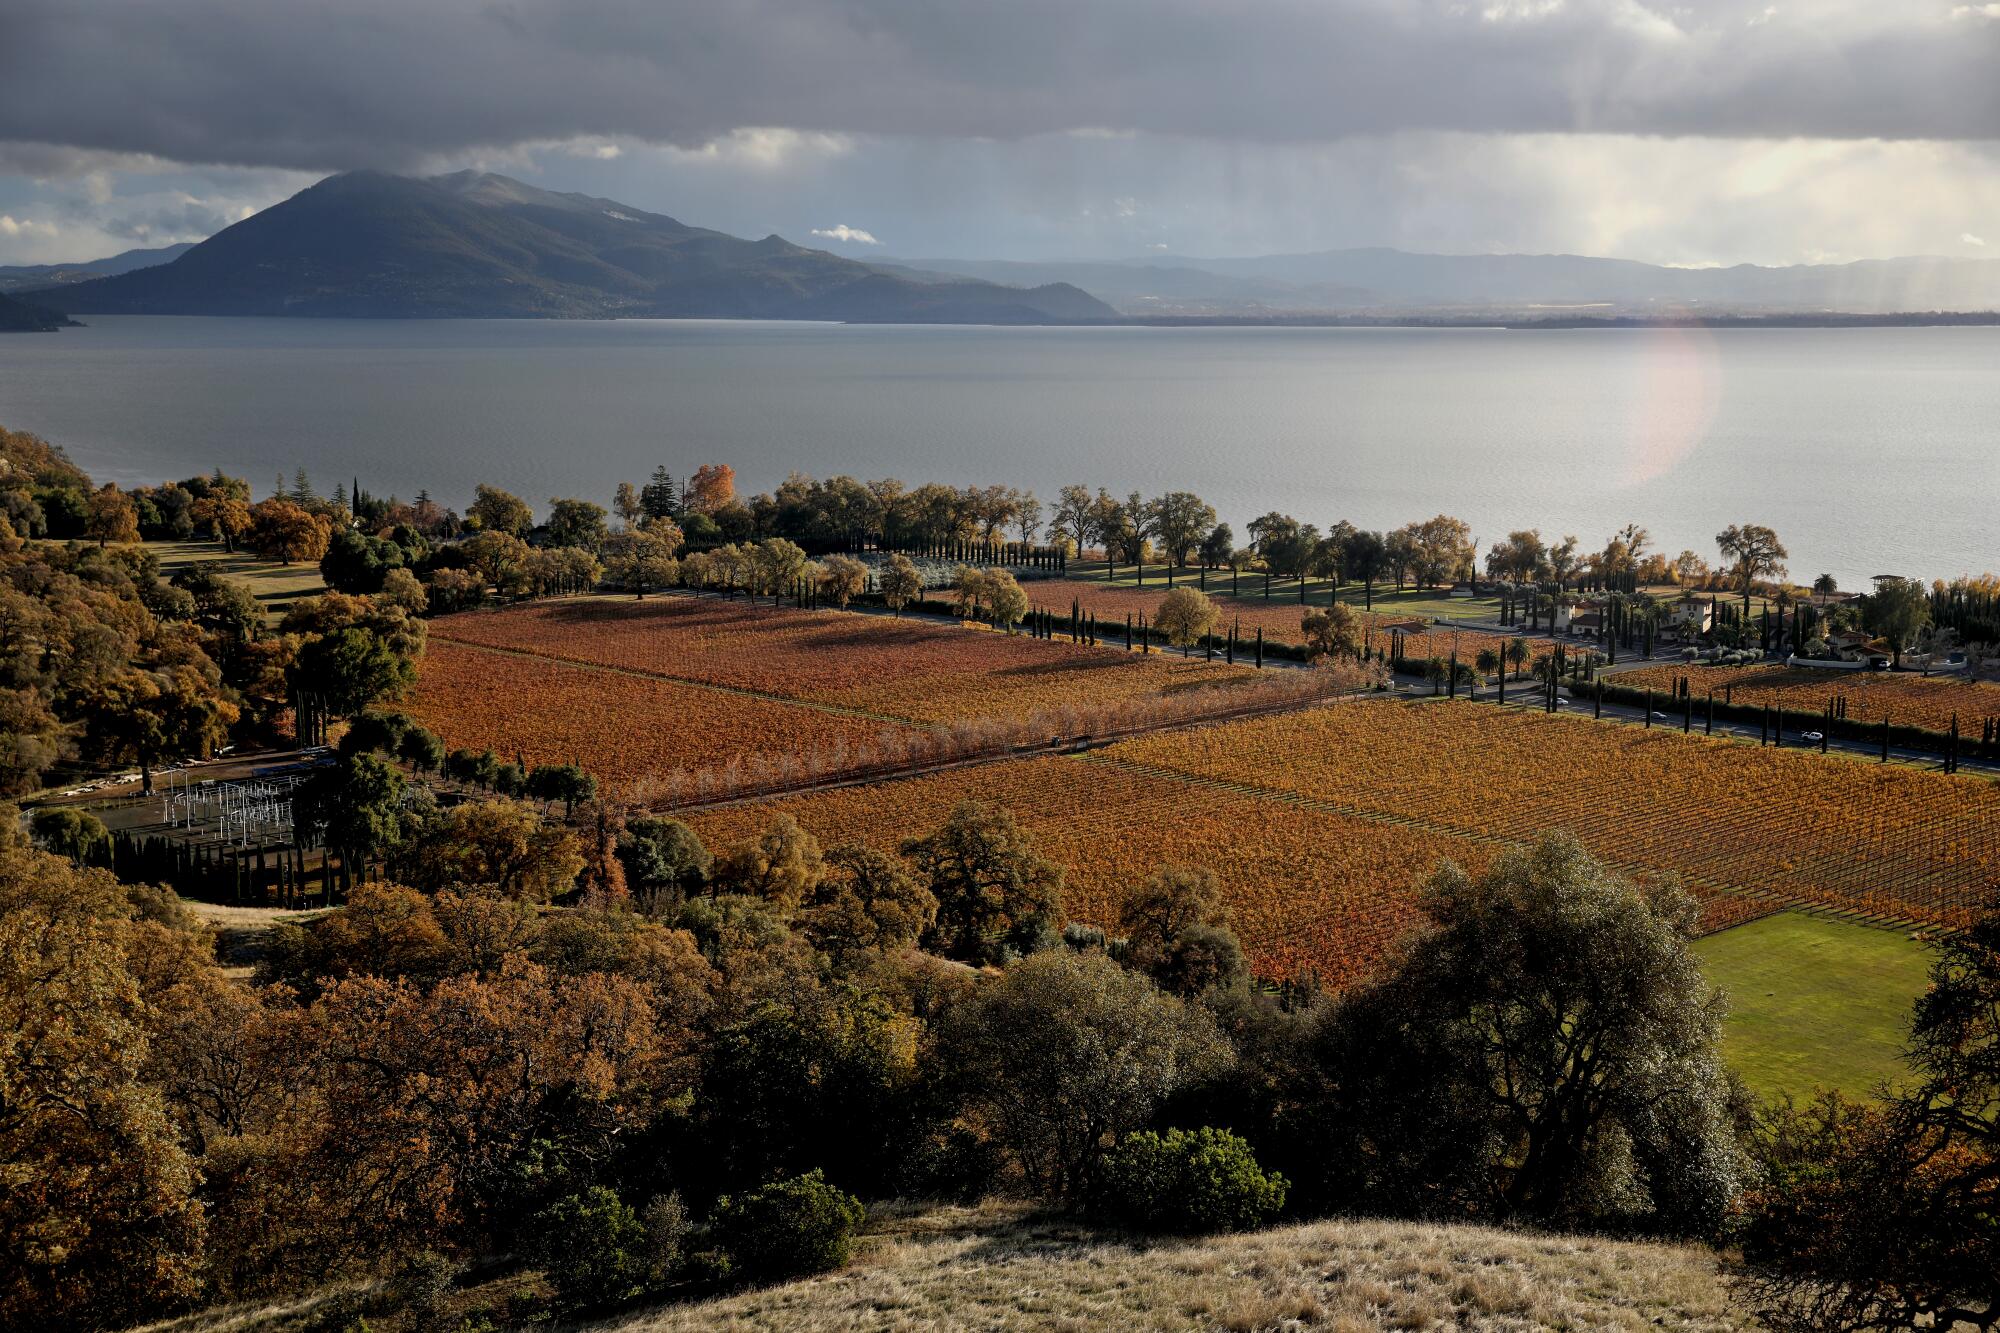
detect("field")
[429,595,1260,725]
[1694,913,1935,1102]
[691,697,1999,985]
[689,738,1490,985]
[402,639,924,788]
[134,1200,1745,1333]
[145,538,328,623]
[1614,661,2000,736]
[606,1200,1744,1333]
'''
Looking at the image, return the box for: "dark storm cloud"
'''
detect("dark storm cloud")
[1,1,1996,172]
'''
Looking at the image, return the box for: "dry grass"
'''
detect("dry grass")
[585,1200,1749,1332]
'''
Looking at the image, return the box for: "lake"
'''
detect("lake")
[0,315,1993,587]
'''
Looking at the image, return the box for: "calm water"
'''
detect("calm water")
[0,315,1993,587]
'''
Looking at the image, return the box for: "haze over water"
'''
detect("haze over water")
[1,316,1992,589]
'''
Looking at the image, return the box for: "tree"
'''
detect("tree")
[190,494,253,551]
[467,484,533,537]
[318,527,405,594]
[1300,603,1363,662]
[293,753,407,861]
[1861,575,1930,668]
[1406,515,1475,588]
[1052,483,1094,555]
[612,481,643,528]
[1146,492,1217,567]
[396,800,584,900]
[545,497,608,552]
[817,554,868,608]
[804,844,938,960]
[1506,635,1531,678]
[905,800,1064,964]
[640,467,680,521]
[244,498,331,564]
[526,762,596,819]
[945,950,1231,1202]
[81,665,239,794]
[1119,865,1248,997]
[1812,571,1839,602]
[0,834,206,1330]
[1716,523,1788,611]
[84,483,139,547]
[715,814,824,913]
[1310,835,1740,1232]
[1155,586,1218,653]
[616,816,712,909]
[1014,491,1043,544]
[29,807,110,863]
[288,626,411,744]
[1199,523,1234,569]
[1547,535,1581,591]
[686,463,736,514]
[879,553,922,612]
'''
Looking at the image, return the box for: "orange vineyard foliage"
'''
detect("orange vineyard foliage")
[690,697,1998,984]
[1114,699,2000,931]
[1614,661,2000,736]
[403,639,921,785]
[686,748,1493,986]
[429,595,1260,724]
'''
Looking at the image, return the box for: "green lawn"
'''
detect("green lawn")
[1695,912,1935,1102]
[145,538,327,622]
[1068,560,1502,621]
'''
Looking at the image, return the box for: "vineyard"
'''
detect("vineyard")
[1612,661,2000,736]
[402,639,923,786]
[688,696,1999,984]
[1113,700,2000,930]
[685,746,1495,986]
[1024,577,1557,669]
[429,595,1261,724]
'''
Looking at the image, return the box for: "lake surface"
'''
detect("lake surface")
[0,316,1993,587]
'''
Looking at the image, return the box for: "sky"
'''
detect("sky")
[1,0,1998,267]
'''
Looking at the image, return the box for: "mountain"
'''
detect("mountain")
[0,291,75,332]
[34,173,1113,323]
[884,248,2000,317]
[0,243,196,293]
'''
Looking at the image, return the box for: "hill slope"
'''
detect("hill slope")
[36,173,1113,323]
[889,248,2000,317]
[133,1202,1750,1332]
[0,290,74,331]
[0,242,195,293]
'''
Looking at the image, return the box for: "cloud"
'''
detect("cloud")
[810,224,880,245]
[0,214,60,239]
[1,2,1998,173]
[1966,232,1989,246]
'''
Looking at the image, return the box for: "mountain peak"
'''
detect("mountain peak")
[28,171,1116,324]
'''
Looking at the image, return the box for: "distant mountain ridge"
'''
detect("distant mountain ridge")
[0,243,195,294]
[34,173,1113,323]
[884,248,2000,317]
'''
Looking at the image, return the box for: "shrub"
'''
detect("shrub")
[520,1186,649,1307]
[710,1169,866,1281]
[382,1250,458,1331]
[1096,1127,1289,1234]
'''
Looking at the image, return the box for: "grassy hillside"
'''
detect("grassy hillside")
[129,1202,1749,1332]
[1695,912,1934,1101]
